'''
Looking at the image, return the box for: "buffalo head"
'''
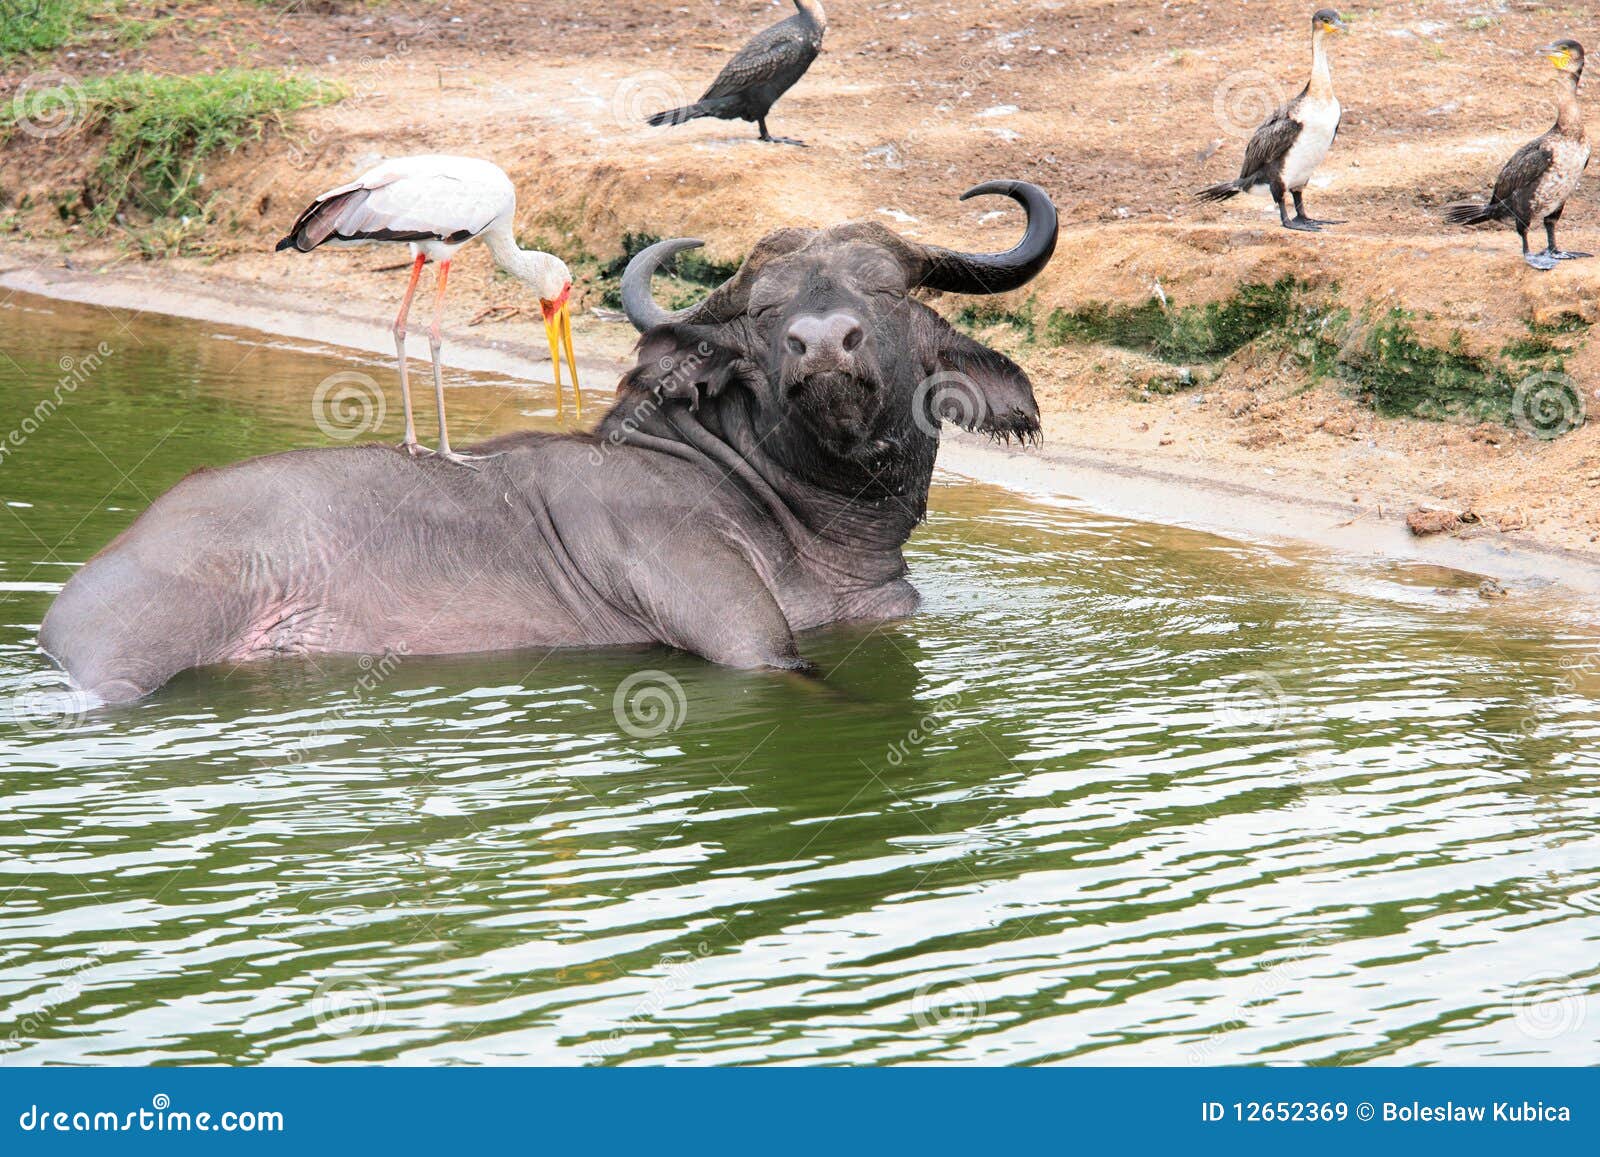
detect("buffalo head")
[615,182,1057,491]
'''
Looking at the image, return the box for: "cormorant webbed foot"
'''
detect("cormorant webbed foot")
[1525,251,1561,271]
[1551,249,1593,261]
[1284,217,1324,233]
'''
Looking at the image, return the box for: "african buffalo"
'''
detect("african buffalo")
[39,181,1057,702]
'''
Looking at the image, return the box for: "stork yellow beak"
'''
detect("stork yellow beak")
[540,299,582,418]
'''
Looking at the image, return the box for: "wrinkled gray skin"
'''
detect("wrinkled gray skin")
[40,182,1057,702]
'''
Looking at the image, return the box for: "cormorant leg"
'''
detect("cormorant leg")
[1523,227,1559,271]
[1291,189,1344,227]
[425,261,498,468]
[756,117,806,147]
[392,254,431,456]
[1277,185,1319,232]
[1545,216,1592,261]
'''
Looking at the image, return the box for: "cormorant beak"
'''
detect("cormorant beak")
[1541,44,1573,70]
[539,282,581,416]
[1323,16,1348,34]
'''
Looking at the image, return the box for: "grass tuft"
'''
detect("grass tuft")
[1,69,341,223]
[0,0,90,58]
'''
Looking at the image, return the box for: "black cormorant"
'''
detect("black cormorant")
[1196,9,1348,232]
[646,0,826,146]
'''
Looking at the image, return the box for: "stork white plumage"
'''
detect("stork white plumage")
[276,155,581,463]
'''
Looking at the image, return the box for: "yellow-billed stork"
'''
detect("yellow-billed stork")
[276,155,581,463]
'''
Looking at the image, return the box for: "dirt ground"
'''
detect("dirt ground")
[8,0,1600,555]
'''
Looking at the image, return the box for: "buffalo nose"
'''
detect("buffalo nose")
[785,312,865,366]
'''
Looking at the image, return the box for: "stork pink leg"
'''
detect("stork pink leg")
[427,261,498,467]
[392,254,427,455]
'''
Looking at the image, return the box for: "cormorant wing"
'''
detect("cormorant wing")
[1238,96,1305,181]
[700,24,813,101]
[1491,138,1554,207]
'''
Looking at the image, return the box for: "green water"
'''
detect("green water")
[2,291,1599,1065]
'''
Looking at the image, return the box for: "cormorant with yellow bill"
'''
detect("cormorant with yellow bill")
[1445,40,1591,271]
[1197,9,1349,232]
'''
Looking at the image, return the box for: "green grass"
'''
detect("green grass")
[981,278,1591,429]
[0,0,92,58]
[595,232,744,310]
[1,69,341,223]
[1043,277,1307,363]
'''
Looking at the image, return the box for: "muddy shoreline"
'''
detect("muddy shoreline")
[9,252,1600,605]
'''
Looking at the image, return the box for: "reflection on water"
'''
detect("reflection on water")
[1,292,1599,1065]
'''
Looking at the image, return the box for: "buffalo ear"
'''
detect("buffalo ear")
[620,324,745,409]
[926,322,1041,443]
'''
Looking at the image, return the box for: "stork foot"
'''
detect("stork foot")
[1525,251,1561,271]
[437,449,503,470]
[399,440,434,458]
[1284,216,1323,233]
